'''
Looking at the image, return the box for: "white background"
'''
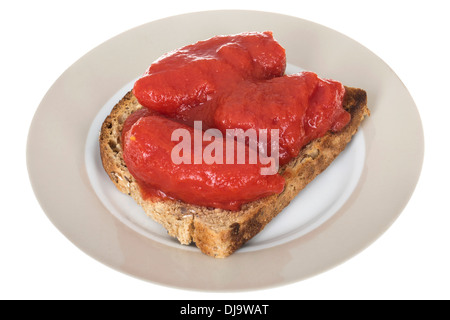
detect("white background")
[1,0,449,300]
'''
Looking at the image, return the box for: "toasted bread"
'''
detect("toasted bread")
[99,87,369,258]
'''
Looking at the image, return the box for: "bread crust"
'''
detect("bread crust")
[99,87,369,258]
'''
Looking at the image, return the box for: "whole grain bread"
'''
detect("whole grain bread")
[99,87,369,258]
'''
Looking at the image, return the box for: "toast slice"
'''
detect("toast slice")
[99,87,369,258]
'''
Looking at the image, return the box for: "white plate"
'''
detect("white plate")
[27,10,424,291]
